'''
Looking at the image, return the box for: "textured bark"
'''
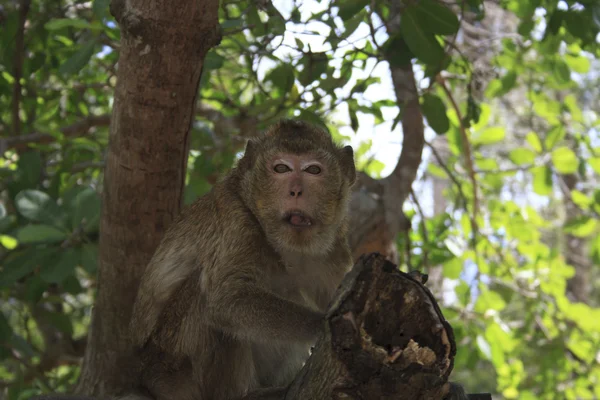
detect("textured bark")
[75,0,221,396]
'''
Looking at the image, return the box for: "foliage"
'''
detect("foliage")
[1,0,600,399]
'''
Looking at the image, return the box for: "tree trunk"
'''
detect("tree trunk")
[75,0,221,395]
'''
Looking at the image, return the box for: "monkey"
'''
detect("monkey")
[126,119,357,400]
[30,120,474,400]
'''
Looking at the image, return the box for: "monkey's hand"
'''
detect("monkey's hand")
[208,282,324,344]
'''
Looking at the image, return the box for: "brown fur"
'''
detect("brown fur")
[129,119,356,400]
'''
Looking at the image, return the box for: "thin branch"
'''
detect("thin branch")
[436,75,479,217]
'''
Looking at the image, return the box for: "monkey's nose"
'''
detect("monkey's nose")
[290,189,303,197]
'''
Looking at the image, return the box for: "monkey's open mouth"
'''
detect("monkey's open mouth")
[284,210,313,227]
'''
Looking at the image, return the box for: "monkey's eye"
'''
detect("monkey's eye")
[305,165,322,175]
[274,164,291,173]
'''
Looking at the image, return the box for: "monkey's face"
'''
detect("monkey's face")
[252,151,350,254]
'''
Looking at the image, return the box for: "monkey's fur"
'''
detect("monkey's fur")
[128,120,357,400]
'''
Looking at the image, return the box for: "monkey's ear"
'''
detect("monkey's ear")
[238,139,258,170]
[340,145,356,185]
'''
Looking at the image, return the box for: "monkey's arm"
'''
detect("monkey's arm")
[207,274,323,343]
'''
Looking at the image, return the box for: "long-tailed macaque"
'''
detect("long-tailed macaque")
[128,119,357,400]
[32,120,472,400]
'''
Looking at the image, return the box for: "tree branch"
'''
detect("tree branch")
[0,115,111,153]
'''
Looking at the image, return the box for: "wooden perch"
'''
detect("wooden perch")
[244,252,492,400]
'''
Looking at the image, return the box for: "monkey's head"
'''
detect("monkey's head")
[238,119,356,255]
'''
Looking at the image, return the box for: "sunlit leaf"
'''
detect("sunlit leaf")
[564,216,597,237]
[551,146,578,174]
[0,235,17,250]
[526,132,542,153]
[565,54,591,73]
[508,148,535,166]
[473,126,505,146]
[544,125,565,150]
[532,166,553,195]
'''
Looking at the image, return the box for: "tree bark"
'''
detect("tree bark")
[75,0,221,396]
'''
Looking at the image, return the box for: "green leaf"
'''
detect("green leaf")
[0,235,17,249]
[400,6,445,66]
[544,125,565,150]
[551,146,578,174]
[526,131,543,153]
[552,60,571,84]
[0,248,58,287]
[473,126,505,146]
[532,166,553,196]
[571,190,592,209]
[59,39,97,76]
[413,0,460,35]
[565,54,590,74]
[44,18,92,31]
[442,258,462,279]
[93,0,111,18]
[0,312,11,342]
[475,289,507,312]
[564,216,597,238]
[71,187,101,232]
[508,148,535,166]
[40,248,79,284]
[15,190,67,227]
[266,64,295,94]
[381,34,413,67]
[337,0,369,21]
[221,19,244,30]
[16,151,42,189]
[421,94,449,134]
[79,243,98,274]
[298,52,329,86]
[589,158,600,175]
[16,224,68,244]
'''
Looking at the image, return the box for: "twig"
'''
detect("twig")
[435,74,479,217]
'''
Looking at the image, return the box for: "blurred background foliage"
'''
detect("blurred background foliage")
[1,0,600,399]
